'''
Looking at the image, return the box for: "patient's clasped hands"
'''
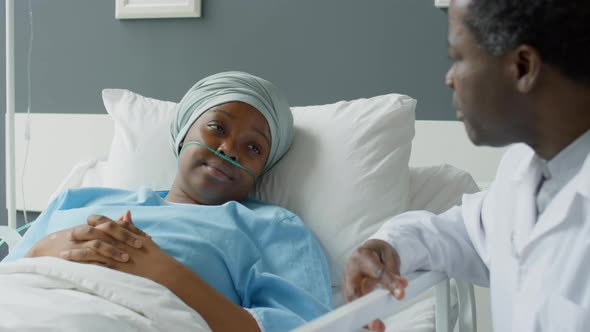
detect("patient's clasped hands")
[26,211,180,285]
[342,239,409,332]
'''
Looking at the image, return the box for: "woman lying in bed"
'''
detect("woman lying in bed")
[2,71,331,332]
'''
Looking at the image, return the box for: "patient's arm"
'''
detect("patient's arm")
[60,212,261,332]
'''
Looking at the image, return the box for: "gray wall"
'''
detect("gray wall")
[0,0,452,253]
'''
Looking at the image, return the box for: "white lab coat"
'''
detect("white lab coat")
[372,143,590,331]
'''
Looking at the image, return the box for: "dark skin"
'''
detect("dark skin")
[343,0,590,331]
[26,101,272,332]
[445,0,590,158]
[167,102,271,205]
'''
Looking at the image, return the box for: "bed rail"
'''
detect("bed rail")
[0,225,22,252]
[293,271,469,332]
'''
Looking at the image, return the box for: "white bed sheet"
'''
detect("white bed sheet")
[0,257,211,331]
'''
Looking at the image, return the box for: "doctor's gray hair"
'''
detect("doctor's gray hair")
[464,0,590,85]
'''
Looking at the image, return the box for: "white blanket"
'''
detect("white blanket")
[0,257,212,332]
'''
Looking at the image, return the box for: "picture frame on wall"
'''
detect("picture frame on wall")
[115,0,201,19]
[435,0,450,8]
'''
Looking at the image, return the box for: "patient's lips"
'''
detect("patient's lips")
[203,161,234,182]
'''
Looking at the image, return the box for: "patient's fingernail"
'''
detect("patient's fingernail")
[133,239,142,248]
[120,253,129,261]
[393,287,402,298]
[374,267,384,278]
[87,214,101,222]
[400,277,409,287]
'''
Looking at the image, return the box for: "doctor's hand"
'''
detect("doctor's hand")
[342,239,408,332]
[26,211,148,267]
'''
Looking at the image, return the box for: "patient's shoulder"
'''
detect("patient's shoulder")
[241,198,301,224]
[54,187,151,210]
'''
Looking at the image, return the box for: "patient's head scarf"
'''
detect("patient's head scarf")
[170,71,293,174]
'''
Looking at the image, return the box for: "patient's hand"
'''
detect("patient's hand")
[342,239,408,332]
[59,211,179,285]
[105,231,180,285]
[26,211,148,267]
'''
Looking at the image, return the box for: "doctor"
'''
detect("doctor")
[343,0,590,331]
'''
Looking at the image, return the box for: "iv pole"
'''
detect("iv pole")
[5,0,17,230]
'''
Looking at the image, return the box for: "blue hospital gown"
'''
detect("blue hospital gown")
[3,187,332,331]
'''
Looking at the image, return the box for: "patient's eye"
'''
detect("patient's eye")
[208,123,224,132]
[248,144,262,155]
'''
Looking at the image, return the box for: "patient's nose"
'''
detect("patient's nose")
[217,145,238,161]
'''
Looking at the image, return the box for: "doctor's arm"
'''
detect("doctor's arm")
[343,191,491,304]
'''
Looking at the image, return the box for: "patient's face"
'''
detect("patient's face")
[177,101,271,205]
[446,0,530,147]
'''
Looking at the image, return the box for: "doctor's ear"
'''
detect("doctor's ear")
[510,45,542,94]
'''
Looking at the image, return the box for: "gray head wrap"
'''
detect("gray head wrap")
[170,71,293,174]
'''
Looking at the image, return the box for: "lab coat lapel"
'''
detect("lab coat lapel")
[576,152,590,200]
[526,151,590,245]
[510,154,543,255]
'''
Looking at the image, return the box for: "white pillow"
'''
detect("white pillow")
[254,95,416,285]
[102,89,178,190]
[408,164,480,213]
[99,89,416,286]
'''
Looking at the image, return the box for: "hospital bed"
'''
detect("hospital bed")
[0,91,506,331]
